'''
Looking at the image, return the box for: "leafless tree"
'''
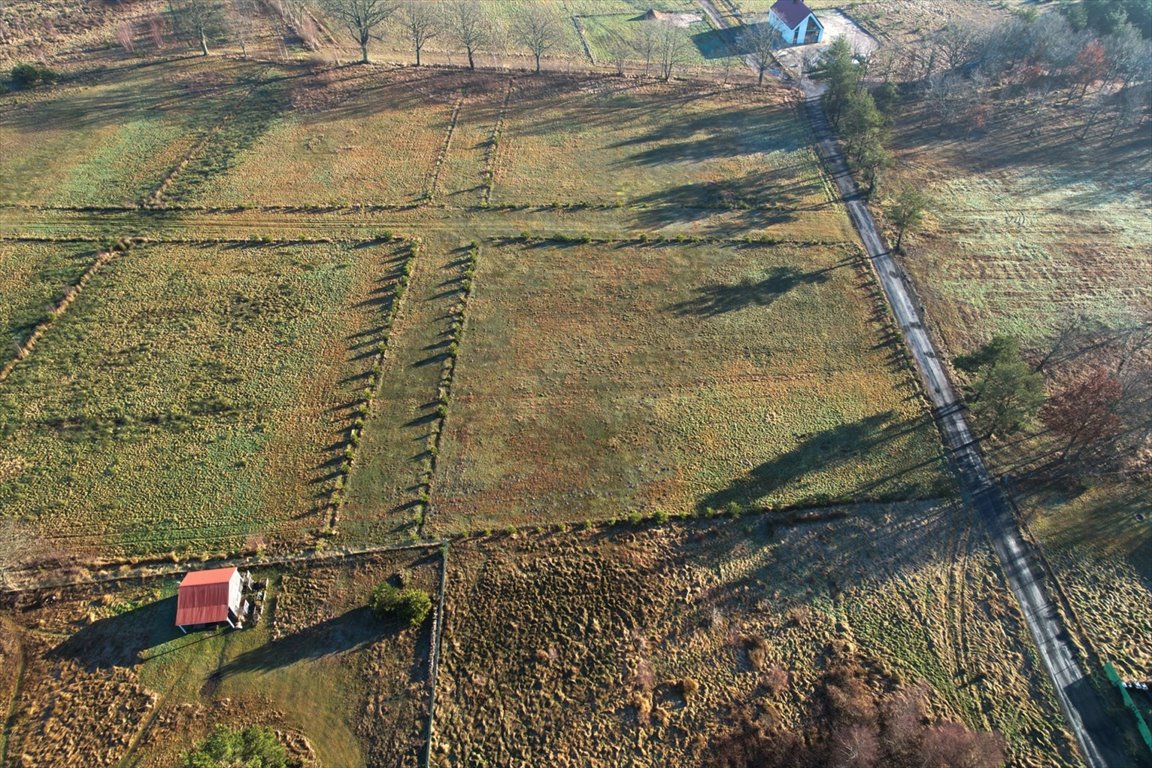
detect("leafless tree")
[738,21,780,86]
[447,0,486,70]
[322,0,397,63]
[632,21,660,76]
[398,0,439,66]
[229,0,261,58]
[513,4,562,73]
[657,23,691,81]
[168,0,223,55]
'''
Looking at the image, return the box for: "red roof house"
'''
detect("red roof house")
[175,566,243,632]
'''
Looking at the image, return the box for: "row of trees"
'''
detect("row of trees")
[166,0,704,79]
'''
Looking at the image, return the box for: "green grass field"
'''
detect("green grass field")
[0,239,405,555]
[493,77,837,218]
[0,58,267,207]
[0,240,100,366]
[424,239,949,534]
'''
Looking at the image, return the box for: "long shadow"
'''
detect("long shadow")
[696,412,939,513]
[49,597,182,671]
[216,607,399,676]
[668,264,838,318]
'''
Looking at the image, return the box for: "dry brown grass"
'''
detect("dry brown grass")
[434,503,1078,767]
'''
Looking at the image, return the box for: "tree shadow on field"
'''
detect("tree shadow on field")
[668,263,844,317]
[216,607,399,676]
[49,597,182,670]
[696,412,942,513]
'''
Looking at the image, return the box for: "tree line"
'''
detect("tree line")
[163,0,703,79]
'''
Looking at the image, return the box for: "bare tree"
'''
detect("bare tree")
[399,0,439,66]
[322,0,397,63]
[738,21,780,86]
[168,0,224,55]
[657,23,691,81]
[632,21,660,76]
[513,4,562,73]
[447,0,486,70]
[229,0,261,58]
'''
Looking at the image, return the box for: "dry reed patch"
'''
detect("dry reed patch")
[434,502,1075,766]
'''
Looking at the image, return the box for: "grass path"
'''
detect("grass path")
[342,236,475,543]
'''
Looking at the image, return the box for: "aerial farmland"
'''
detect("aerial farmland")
[0,1,1148,767]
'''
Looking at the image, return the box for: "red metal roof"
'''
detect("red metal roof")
[771,0,817,29]
[179,566,237,587]
[175,567,237,627]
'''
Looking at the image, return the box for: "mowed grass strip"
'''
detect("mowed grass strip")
[429,240,949,534]
[0,240,404,555]
[0,58,268,207]
[342,238,475,543]
[0,241,101,366]
[197,68,472,207]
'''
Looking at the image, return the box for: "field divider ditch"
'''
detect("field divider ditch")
[480,78,516,208]
[328,238,421,532]
[421,544,450,768]
[416,242,480,537]
[0,239,132,388]
[423,95,465,205]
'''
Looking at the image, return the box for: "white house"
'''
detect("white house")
[767,0,825,45]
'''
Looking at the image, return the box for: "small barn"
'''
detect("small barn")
[768,0,824,45]
[175,566,244,633]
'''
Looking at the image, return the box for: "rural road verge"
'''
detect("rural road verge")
[801,87,1128,767]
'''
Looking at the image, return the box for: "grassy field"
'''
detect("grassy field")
[0,241,100,367]
[1028,483,1152,682]
[0,239,406,555]
[885,134,1152,353]
[425,239,949,534]
[0,58,268,208]
[0,550,437,768]
[492,77,840,222]
[436,504,1078,766]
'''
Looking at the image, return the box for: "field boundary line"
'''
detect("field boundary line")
[481,78,515,208]
[424,95,465,204]
[0,540,448,596]
[0,243,124,388]
[421,545,450,768]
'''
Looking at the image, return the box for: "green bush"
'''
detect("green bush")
[182,725,287,768]
[11,63,58,90]
[369,583,432,627]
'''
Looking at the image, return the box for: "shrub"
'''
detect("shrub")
[181,725,288,768]
[11,63,58,90]
[370,583,432,627]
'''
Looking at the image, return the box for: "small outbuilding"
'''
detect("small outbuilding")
[175,566,244,633]
[768,0,824,45]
